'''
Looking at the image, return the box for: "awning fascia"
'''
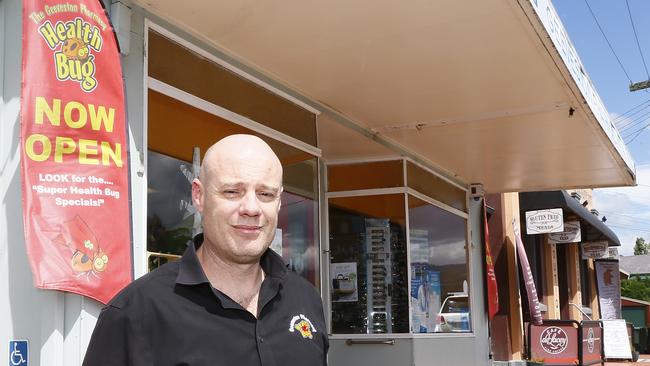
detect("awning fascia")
[519,191,621,247]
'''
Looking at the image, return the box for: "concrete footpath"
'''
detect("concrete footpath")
[605,355,650,365]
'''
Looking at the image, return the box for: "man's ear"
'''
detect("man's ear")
[191,178,204,213]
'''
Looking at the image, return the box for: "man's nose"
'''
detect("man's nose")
[239,191,262,216]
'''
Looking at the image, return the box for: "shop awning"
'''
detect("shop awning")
[519,191,620,247]
[136,0,635,192]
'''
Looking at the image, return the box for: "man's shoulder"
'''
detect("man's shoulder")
[282,270,321,300]
[108,260,180,309]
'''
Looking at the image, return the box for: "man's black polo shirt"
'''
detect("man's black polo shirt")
[83,236,328,366]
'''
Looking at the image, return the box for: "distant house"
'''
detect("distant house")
[622,297,650,328]
[620,255,650,279]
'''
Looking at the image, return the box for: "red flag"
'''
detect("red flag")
[20,0,132,304]
[483,201,499,320]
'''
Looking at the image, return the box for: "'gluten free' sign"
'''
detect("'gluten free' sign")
[525,209,564,234]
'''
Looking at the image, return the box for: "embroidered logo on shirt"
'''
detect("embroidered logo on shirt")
[289,314,317,339]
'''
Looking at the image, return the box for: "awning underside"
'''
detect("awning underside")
[137,0,635,192]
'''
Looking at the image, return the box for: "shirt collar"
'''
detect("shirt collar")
[176,233,288,286]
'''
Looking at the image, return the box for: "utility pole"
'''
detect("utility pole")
[630,80,650,92]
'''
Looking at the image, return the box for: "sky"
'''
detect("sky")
[554,0,650,256]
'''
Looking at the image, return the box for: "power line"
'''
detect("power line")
[625,0,650,79]
[613,99,650,124]
[623,123,649,143]
[626,132,644,145]
[608,224,650,234]
[625,124,649,144]
[584,0,633,83]
[618,110,650,132]
[600,212,650,225]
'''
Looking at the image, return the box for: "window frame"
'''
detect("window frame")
[139,20,321,280]
[325,159,472,339]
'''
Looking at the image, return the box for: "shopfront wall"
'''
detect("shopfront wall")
[1,2,489,365]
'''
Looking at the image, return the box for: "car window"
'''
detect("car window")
[442,298,468,313]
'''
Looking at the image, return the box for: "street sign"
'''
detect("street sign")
[9,340,28,366]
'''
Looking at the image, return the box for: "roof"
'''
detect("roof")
[619,255,650,275]
[622,296,650,306]
[519,190,620,246]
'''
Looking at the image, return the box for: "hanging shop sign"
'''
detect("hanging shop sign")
[548,220,581,244]
[595,261,622,320]
[20,0,132,304]
[607,247,619,259]
[581,241,609,259]
[525,208,564,234]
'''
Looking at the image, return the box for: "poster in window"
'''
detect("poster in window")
[331,262,358,302]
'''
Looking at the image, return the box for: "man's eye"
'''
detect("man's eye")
[222,189,239,196]
[259,192,276,199]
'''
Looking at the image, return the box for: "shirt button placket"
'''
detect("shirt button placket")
[256,321,276,366]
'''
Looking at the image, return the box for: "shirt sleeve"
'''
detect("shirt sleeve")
[82,304,151,366]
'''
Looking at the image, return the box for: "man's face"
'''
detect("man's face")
[193,152,282,265]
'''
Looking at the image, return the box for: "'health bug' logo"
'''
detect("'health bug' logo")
[38,18,102,92]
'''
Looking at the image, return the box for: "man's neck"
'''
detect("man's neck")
[196,243,265,317]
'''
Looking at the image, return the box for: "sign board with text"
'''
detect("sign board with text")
[602,319,632,360]
[595,261,622,319]
[526,208,564,234]
[582,241,609,259]
[529,322,579,365]
[548,220,581,244]
[20,0,132,304]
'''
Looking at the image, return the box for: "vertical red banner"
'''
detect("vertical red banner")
[20,0,132,304]
[483,201,499,320]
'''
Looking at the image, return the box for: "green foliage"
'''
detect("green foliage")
[621,278,650,302]
[634,237,649,255]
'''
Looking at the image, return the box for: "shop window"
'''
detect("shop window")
[146,89,320,288]
[327,159,470,335]
[148,30,316,146]
[409,196,470,333]
[329,194,409,334]
[147,151,194,270]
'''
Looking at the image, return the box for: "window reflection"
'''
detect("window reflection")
[408,196,470,333]
[146,151,320,288]
[147,151,194,268]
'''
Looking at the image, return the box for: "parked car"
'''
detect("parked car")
[435,293,470,332]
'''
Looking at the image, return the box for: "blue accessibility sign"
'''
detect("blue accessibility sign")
[9,340,28,366]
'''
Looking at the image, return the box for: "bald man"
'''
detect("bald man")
[84,135,328,366]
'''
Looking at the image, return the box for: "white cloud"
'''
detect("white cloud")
[594,164,650,255]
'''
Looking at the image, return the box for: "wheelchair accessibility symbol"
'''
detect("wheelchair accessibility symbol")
[9,340,28,366]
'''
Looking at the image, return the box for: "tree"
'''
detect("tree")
[621,278,650,302]
[633,237,649,255]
